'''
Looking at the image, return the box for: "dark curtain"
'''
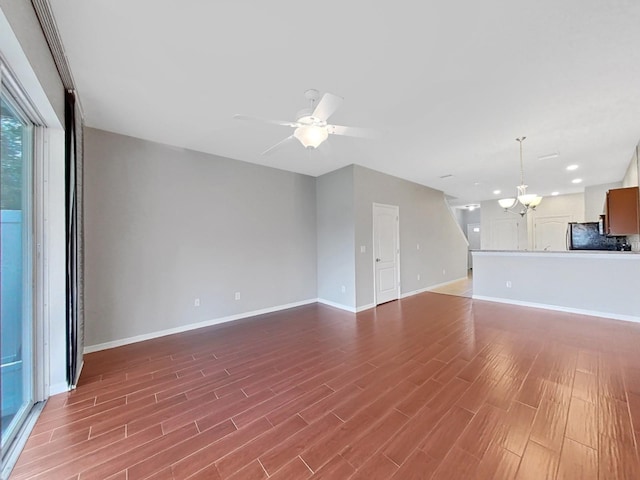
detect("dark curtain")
[65,89,84,387]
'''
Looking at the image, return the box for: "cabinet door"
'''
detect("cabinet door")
[607,187,640,235]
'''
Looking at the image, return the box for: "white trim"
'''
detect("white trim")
[45,128,66,397]
[48,382,69,396]
[427,276,469,291]
[400,287,433,299]
[33,126,47,403]
[472,295,640,324]
[400,276,469,299]
[317,299,376,313]
[446,199,470,248]
[84,298,318,353]
[0,10,61,128]
[317,298,357,313]
[356,303,376,312]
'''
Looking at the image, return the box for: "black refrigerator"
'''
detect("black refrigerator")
[567,222,619,250]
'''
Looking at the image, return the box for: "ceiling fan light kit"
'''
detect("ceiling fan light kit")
[294,124,328,149]
[234,89,372,155]
[499,137,543,217]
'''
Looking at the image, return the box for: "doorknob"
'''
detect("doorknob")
[376,258,381,262]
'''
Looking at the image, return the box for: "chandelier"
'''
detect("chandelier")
[498,137,542,216]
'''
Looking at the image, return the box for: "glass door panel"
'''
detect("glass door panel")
[1,90,34,449]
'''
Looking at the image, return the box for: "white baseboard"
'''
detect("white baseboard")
[400,287,432,299]
[317,298,357,313]
[356,303,376,312]
[84,298,318,353]
[49,381,69,396]
[400,276,469,299]
[316,299,380,313]
[472,295,640,324]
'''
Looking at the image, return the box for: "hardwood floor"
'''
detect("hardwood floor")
[428,274,473,298]
[10,293,640,479]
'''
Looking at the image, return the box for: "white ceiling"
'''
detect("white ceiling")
[50,0,640,206]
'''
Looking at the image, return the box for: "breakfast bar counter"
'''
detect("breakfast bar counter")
[471,250,640,322]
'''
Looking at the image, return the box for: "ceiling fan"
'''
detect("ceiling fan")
[233,89,372,155]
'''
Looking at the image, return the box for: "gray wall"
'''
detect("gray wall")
[480,199,527,250]
[316,166,356,308]
[584,182,621,221]
[456,208,481,235]
[84,128,317,347]
[621,143,640,251]
[622,142,639,188]
[85,131,470,344]
[481,193,584,251]
[353,165,468,307]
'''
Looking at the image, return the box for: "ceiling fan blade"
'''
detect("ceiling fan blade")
[233,114,298,128]
[312,93,343,121]
[261,135,296,156]
[327,124,374,138]
[317,138,334,157]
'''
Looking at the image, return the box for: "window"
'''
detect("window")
[1,81,35,453]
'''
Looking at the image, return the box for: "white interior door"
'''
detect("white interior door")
[534,215,572,251]
[373,203,399,305]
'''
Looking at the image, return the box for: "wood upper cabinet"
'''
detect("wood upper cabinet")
[605,186,640,235]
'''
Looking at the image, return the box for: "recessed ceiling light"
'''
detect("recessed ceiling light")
[474,182,480,186]
[551,191,559,196]
[566,164,579,171]
[493,189,501,195]
[571,178,582,184]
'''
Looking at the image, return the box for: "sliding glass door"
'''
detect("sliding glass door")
[1,87,35,451]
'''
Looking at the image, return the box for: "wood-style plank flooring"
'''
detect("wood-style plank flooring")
[10,292,640,479]
[428,273,473,298]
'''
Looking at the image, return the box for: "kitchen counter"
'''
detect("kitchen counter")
[471,250,640,322]
[473,250,639,255]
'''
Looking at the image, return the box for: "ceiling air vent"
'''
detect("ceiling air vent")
[537,152,559,161]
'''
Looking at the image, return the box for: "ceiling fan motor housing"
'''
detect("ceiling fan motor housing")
[295,109,327,127]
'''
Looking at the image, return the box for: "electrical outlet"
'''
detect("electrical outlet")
[194,298,200,307]
[442,269,446,275]
[235,292,241,300]
[417,274,421,281]
[341,285,346,293]
[506,281,512,288]
[417,243,420,250]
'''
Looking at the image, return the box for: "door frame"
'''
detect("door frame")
[1,56,47,404]
[372,203,400,305]
[1,53,49,475]
[532,214,573,251]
